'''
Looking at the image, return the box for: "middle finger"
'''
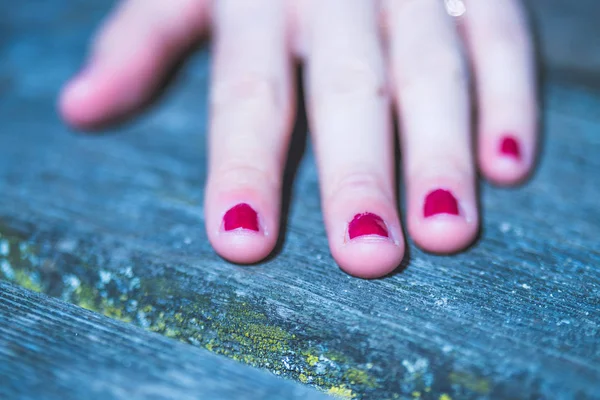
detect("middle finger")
[304,0,404,278]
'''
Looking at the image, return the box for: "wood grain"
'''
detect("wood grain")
[0,282,329,400]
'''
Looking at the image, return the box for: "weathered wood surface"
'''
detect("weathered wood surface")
[0,281,329,400]
[1,1,600,399]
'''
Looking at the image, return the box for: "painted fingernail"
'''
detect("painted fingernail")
[223,203,259,232]
[348,213,389,239]
[424,189,459,217]
[500,136,521,159]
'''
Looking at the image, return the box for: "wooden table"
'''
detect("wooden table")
[1,1,599,399]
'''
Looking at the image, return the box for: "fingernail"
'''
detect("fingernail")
[500,136,521,159]
[424,189,459,217]
[348,213,389,240]
[223,203,259,232]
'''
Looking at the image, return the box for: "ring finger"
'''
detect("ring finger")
[386,0,479,253]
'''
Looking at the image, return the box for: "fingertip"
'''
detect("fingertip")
[333,239,405,279]
[407,183,479,254]
[480,159,531,187]
[479,134,534,186]
[205,188,281,265]
[58,69,97,129]
[210,231,277,265]
[325,202,405,279]
[409,215,478,254]
[58,64,124,131]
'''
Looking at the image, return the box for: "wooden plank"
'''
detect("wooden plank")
[1,1,599,399]
[0,281,329,400]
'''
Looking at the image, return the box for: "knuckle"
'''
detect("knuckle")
[319,60,385,98]
[407,157,473,182]
[384,0,420,14]
[325,172,390,203]
[210,74,281,114]
[212,164,280,192]
[396,49,468,91]
[485,25,530,56]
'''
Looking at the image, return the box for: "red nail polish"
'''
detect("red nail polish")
[424,189,459,217]
[348,213,389,239]
[500,136,521,159]
[223,203,259,232]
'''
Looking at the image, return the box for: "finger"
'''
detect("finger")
[461,0,537,185]
[59,0,210,129]
[304,0,404,278]
[386,0,479,253]
[204,0,294,263]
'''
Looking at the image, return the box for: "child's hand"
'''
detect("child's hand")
[59,0,537,278]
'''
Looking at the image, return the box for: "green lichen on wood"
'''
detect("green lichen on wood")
[13,268,43,293]
[0,227,379,398]
[327,384,356,399]
[0,226,496,399]
[448,371,490,395]
[343,368,377,388]
[0,233,43,293]
[304,351,320,367]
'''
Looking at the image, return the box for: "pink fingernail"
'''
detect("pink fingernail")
[500,136,521,160]
[348,213,389,239]
[223,203,259,232]
[424,189,460,218]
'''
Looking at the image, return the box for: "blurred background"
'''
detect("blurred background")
[523,0,600,90]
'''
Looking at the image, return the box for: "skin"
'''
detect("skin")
[59,0,537,279]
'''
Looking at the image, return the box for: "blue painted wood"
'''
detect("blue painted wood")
[0,1,599,399]
[0,282,329,400]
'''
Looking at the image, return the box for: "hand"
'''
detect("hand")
[59,0,537,278]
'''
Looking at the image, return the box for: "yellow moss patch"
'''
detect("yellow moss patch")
[327,385,355,399]
[449,372,490,394]
[306,353,319,367]
[205,341,215,352]
[343,368,378,388]
[325,351,350,364]
[13,269,42,293]
[73,285,98,311]
[141,304,154,313]
[103,304,132,323]
[173,312,185,324]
